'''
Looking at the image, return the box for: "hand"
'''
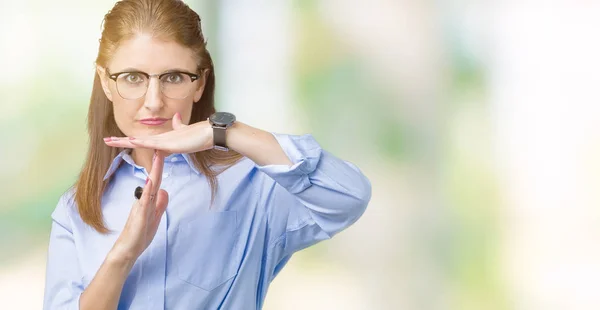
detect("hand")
[109,151,169,263]
[103,113,214,154]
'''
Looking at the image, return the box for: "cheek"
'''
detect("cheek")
[163,98,195,123]
[177,101,195,124]
[111,100,139,134]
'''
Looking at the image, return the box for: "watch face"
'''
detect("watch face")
[210,112,236,126]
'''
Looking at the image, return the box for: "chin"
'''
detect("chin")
[140,127,169,135]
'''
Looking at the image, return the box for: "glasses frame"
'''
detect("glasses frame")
[107,69,201,100]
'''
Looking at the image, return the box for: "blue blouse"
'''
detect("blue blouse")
[43,133,371,310]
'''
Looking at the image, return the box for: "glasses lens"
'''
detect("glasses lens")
[161,72,194,99]
[114,72,197,100]
[116,73,148,99]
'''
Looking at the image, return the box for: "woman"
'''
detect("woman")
[43,0,371,309]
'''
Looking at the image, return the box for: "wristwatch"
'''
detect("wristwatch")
[208,112,236,151]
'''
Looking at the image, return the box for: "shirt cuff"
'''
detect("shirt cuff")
[256,133,322,194]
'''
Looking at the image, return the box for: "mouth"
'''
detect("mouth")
[139,118,169,126]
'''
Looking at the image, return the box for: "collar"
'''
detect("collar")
[102,149,201,181]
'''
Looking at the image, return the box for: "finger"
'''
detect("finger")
[132,140,188,153]
[139,178,154,215]
[129,138,162,149]
[103,137,139,148]
[148,150,165,196]
[172,112,186,130]
[129,137,184,153]
[154,149,167,158]
[152,189,169,226]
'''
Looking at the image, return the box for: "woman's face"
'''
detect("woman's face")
[97,34,205,137]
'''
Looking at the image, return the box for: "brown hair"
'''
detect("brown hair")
[75,0,242,233]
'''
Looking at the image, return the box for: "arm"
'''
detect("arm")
[228,123,372,257]
[101,118,371,252]
[226,121,293,167]
[45,154,168,310]
[44,195,133,310]
[43,199,85,310]
[78,254,134,310]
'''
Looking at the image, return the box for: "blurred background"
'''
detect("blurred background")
[1,0,600,309]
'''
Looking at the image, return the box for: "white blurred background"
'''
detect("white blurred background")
[1,0,600,309]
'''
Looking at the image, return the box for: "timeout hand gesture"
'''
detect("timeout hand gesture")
[109,152,169,262]
[103,113,214,154]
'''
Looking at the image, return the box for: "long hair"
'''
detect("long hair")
[75,0,242,233]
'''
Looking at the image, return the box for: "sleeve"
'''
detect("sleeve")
[257,133,372,272]
[43,192,84,310]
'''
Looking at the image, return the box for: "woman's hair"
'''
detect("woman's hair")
[75,0,242,234]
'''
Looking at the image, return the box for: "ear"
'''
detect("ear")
[96,65,114,102]
[193,69,209,103]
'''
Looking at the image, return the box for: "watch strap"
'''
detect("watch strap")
[213,126,228,151]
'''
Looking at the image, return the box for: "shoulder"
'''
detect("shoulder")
[50,186,78,229]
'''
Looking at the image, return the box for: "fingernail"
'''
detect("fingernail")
[103,137,110,142]
[176,112,182,120]
[129,137,135,140]
[145,178,149,184]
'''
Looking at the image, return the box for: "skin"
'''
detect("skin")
[96,33,206,170]
[79,34,292,309]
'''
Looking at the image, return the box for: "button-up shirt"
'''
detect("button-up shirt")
[43,133,371,310]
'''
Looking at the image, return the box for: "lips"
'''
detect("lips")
[139,118,168,126]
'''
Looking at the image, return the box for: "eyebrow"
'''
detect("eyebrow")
[111,67,196,74]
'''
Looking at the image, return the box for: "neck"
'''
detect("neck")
[131,148,171,173]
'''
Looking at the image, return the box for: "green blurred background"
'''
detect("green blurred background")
[2,1,600,309]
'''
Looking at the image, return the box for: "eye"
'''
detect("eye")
[162,73,184,84]
[122,73,145,84]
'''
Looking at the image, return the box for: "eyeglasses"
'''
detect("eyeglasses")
[107,69,201,100]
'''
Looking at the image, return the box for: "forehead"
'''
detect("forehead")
[108,34,197,72]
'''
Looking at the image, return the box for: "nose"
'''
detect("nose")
[143,77,164,112]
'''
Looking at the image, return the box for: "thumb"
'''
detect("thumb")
[172,112,186,130]
[153,189,169,224]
